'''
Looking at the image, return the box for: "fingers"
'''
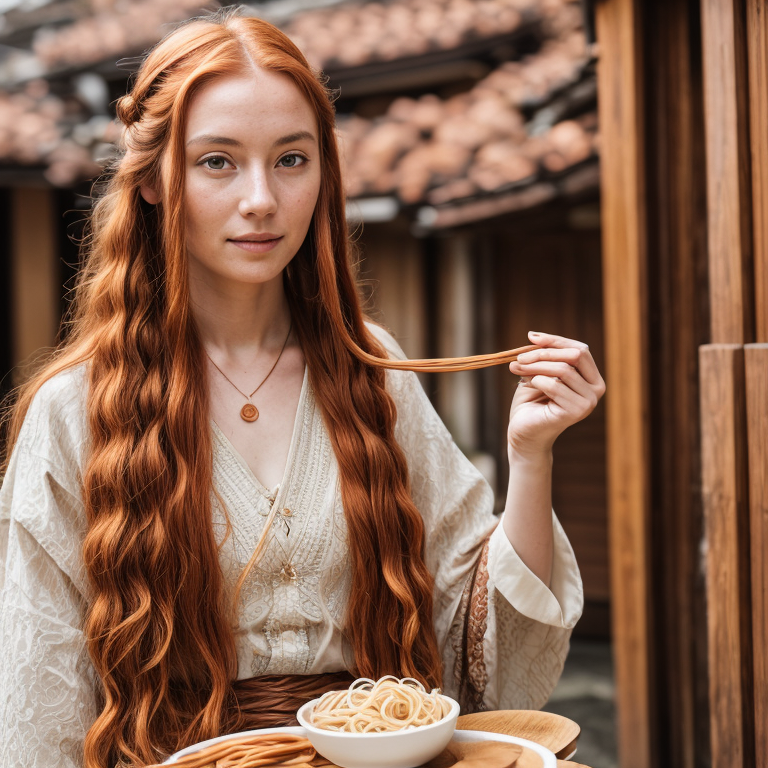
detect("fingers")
[516,366,597,421]
[525,374,587,416]
[528,330,587,349]
[520,331,605,391]
[511,360,597,404]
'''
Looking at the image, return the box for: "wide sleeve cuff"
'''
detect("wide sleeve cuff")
[487,510,583,629]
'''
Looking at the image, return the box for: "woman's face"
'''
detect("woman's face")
[178,68,322,290]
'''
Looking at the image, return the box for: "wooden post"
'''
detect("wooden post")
[746,1,768,342]
[644,1,710,764]
[11,187,59,371]
[594,1,653,766]
[700,0,754,343]
[699,345,754,768]
[700,1,758,765]
[745,344,768,766]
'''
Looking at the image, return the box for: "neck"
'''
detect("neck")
[188,269,291,356]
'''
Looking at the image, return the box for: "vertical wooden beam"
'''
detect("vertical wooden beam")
[745,344,768,766]
[700,3,759,765]
[11,187,59,371]
[594,1,653,766]
[645,1,710,764]
[700,345,754,768]
[746,1,768,342]
[700,0,754,343]
[0,188,13,398]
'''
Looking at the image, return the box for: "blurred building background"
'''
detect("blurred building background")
[0,0,608,635]
[5,1,767,768]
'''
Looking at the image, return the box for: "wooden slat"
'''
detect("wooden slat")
[746,1,768,342]
[699,344,753,768]
[594,1,652,766]
[11,187,58,373]
[700,0,754,343]
[745,344,768,764]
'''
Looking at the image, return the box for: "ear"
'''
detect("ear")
[140,184,159,205]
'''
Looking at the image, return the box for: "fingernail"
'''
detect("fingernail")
[517,352,533,363]
[529,331,541,338]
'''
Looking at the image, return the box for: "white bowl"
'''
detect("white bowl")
[296,694,460,768]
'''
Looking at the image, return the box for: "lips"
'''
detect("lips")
[229,233,282,242]
[228,234,284,253]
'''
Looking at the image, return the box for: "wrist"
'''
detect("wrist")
[507,443,554,467]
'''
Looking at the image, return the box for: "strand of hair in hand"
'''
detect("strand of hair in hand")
[352,343,540,373]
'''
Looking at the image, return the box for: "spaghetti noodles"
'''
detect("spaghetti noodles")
[148,733,333,768]
[310,676,452,733]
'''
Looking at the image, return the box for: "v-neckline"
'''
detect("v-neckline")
[211,365,309,504]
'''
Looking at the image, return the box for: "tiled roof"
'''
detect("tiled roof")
[0,0,598,219]
[337,1,597,209]
[284,0,541,70]
[31,0,214,72]
[0,78,111,185]
[27,0,547,75]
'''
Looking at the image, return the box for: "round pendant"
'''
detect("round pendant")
[240,403,259,422]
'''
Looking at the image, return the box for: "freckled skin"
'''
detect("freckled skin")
[180,69,322,293]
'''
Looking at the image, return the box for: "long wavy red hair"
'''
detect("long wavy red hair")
[2,7,445,766]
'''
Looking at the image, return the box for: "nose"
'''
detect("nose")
[238,165,278,218]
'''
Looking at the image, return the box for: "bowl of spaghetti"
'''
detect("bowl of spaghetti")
[296,676,460,768]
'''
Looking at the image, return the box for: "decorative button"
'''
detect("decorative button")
[282,508,293,517]
[281,563,297,581]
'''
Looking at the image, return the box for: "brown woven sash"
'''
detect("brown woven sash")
[226,671,355,732]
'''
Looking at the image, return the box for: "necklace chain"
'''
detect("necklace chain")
[206,320,292,418]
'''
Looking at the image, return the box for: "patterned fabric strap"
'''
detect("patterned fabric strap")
[227,671,355,731]
[452,533,493,713]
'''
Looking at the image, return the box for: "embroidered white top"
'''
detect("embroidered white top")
[0,326,583,768]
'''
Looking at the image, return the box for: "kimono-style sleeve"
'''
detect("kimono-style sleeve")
[367,324,583,711]
[0,368,98,768]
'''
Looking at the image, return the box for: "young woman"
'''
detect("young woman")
[0,7,604,768]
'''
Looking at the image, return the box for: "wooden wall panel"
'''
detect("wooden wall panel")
[700,0,754,343]
[595,0,653,764]
[745,344,768,765]
[492,225,608,609]
[361,218,610,621]
[746,1,768,342]
[699,345,753,768]
[357,220,427,360]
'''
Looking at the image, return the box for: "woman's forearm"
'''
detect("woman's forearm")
[501,447,555,588]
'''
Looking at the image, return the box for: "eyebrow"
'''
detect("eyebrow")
[186,131,317,148]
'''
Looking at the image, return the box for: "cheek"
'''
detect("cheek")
[294,179,321,225]
[185,186,222,233]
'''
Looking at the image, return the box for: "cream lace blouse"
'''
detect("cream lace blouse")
[0,326,583,768]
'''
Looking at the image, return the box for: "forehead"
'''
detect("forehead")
[185,69,318,142]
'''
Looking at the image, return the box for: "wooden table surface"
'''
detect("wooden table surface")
[456,709,588,767]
